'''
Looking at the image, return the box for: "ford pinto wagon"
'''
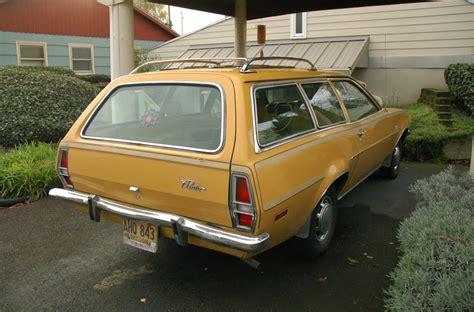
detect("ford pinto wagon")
[49,57,409,260]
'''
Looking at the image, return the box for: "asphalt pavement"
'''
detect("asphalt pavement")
[0,162,451,311]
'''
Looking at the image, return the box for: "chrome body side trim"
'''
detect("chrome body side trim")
[350,128,399,160]
[263,174,325,211]
[62,142,230,170]
[255,128,352,169]
[48,188,269,253]
[80,81,227,154]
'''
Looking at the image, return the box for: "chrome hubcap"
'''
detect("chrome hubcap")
[393,146,401,172]
[316,198,333,242]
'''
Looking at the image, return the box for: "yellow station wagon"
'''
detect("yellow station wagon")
[49,57,409,262]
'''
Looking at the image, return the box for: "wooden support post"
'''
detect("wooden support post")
[234,0,247,59]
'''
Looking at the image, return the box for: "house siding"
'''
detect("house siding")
[151,0,474,68]
[150,1,473,104]
[0,31,163,75]
[0,0,176,41]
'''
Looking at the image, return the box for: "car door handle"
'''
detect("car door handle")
[357,129,366,139]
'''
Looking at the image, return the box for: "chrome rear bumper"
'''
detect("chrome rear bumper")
[48,188,269,252]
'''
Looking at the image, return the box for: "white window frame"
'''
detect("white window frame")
[16,41,48,66]
[290,12,307,39]
[68,43,95,74]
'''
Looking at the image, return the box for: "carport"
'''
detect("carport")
[100,0,428,79]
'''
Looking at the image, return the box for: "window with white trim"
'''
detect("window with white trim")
[290,12,307,39]
[69,44,95,74]
[16,41,48,66]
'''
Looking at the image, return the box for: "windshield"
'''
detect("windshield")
[82,83,224,152]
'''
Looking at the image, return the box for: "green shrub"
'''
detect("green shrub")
[401,104,474,160]
[444,63,474,115]
[0,142,59,201]
[385,167,474,311]
[0,66,99,147]
[78,74,110,84]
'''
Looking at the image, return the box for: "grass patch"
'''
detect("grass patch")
[399,103,474,160]
[0,142,59,201]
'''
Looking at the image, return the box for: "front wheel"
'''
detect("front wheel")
[302,187,338,257]
[380,144,401,179]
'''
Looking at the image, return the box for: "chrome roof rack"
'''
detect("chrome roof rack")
[240,57,316,73]
[129,56,316,75]
[129,58,246,74]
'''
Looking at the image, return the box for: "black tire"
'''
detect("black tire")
[380,143,401,179]
[302,187,338,257]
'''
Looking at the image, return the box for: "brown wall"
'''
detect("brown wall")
[0,0,176,41]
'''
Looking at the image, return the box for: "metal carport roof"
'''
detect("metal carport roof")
[176,36,369,73]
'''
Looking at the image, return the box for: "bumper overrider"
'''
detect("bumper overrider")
[48,188,270,252]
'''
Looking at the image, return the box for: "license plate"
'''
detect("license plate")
[122,219,158,253]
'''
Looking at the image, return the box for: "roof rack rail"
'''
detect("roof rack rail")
[240,57,316,73]
[129,58,246,74]
[129,56,316,75]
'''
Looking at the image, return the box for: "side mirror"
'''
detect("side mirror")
[373,95,384,107]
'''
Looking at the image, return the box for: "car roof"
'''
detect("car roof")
[126,67,351,84]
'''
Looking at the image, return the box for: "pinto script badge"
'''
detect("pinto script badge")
[181,179,206,192]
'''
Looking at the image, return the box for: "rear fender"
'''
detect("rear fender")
[296,167,349,238]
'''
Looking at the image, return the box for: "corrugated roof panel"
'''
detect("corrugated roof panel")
[265,44,296,66]
[214,47,234,58]
[177,36,369,71]
[282,43,313,67]
[304,42,330,66]
[333,40,366,69]
[316,41,348,68]
[201,48,221,59]
[246,46,262,58]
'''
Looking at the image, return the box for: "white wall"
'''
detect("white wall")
[150,0,474,104]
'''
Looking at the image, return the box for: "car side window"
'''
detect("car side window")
[254,84,315,146]
[301,82,346,127]
[332,81,379,121]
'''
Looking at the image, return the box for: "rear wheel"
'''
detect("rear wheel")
[380,144,401,179]
[303,187,338,257]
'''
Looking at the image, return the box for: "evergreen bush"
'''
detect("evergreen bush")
[0,66,99,147]
[444,63,474,115]
[385,167,474,311]
[77,74,110,84]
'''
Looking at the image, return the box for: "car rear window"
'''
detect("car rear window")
[82,83,224,152]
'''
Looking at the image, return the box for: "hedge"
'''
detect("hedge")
[444,63,474,115]
[0,66,99,147]
[401,103,474,161]
[0,142,59,201]
[385,167,474,311]
[77,74,111,84]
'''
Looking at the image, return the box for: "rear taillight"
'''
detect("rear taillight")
[230,174,256,231]
[58,148,74,188]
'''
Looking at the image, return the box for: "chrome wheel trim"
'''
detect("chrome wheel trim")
[392,146,401,173]
[315,197,333,242]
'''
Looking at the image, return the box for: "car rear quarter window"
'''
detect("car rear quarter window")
[83,83,223,152]
[301,82,346,127]
[332,81,379,121]
[254,84,315,147]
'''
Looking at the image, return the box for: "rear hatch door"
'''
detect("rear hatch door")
[65,74,236,227]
